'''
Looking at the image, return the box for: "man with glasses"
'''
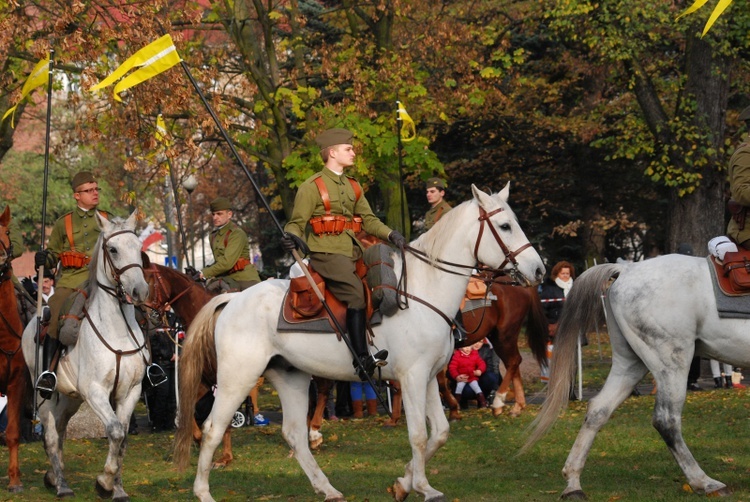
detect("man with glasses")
[34,171,110,398]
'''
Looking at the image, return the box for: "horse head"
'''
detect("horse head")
[94,211,149,305]
[471,183,545,286]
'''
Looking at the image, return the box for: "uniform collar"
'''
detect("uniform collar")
[322,167,346,183]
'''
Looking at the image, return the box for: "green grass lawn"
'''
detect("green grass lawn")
[1,334,750,501]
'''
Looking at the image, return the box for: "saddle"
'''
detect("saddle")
[709,250,750,296]
[280,239,397,333]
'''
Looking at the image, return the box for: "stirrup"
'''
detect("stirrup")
[372,349,388,367]
[146,364,168,387]
[35,371,57,398]
[452,325,466,344]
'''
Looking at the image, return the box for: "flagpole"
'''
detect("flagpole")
[396,100,406,235]
[33,49,54,423]
[165,156,191,269]
[176,60,390,412]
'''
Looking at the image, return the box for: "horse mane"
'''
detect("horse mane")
[411,198,474,260]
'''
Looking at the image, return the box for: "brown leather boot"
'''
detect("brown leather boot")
[352,400,364,419]
[366,399,378,417]
[476,392,487,408]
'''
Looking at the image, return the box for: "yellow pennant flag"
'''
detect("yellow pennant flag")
[397,101,416,142]
[2,57,50,128]
[676,0,732,37]
[155,114,171,146]
[90,34,181,102]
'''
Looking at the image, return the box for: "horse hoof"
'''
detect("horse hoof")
[706,486,732,497]
[324,497,347,502]
[113,495,131,502]
[392,480,409,501]
[425,496,447,502]
[492,407,503,417]
[561,489,588,500]
[310,437,323,450]
[7,484,23,493]
[95,479,113,498]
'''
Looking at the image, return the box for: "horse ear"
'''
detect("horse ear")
[471,184,495,210]
[0,206,10,227]
[141,251,151,268]
[498,182,510,203]
[95,211,112,233]
[124,211,138,231]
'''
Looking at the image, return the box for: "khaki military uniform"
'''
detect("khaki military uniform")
[425,200,452,231]
[202,220,260,290]
[284,168,393,308]
[43,207,110,338]
[727,141,750,248]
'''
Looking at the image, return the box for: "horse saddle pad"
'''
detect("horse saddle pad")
[707,253,750,319]
[277,263,379,333]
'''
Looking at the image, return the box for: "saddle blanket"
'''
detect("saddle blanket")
[460,295,496,314]
[706,256,750,319]
[276,295,382,333]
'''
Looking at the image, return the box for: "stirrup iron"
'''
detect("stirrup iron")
[146,363,168,387]
[35,371,57,398]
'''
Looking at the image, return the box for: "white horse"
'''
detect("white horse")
[22,212,149,501]
[173,184,545,502]
[524,254,747,498]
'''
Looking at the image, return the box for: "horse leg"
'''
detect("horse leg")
[394,375,447,502]
[211,429,234,469]
[382,380,402,427]
[40,395,81,498]
[308,377,330,449]
[4,371,26,492]
[265,367,345,501]
[193,372,263,502]
[436,368,460,422]
[651,371,730,496]
[560,357,647,499]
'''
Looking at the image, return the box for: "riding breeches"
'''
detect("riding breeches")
[310,250,366,309]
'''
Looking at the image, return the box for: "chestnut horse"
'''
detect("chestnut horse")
[378,280,549,427]
[0,206,30,492]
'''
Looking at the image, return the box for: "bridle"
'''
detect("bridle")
[0,230,14,284]
[97,230,145,303]
[141,264,192,324]
[381,203,536,334]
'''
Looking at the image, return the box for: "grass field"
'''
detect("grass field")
[2,336,750,501]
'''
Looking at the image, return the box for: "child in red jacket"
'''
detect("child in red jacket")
[448,345,487,407]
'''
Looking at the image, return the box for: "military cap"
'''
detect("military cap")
[426,177,446,190]
[71,171,96,191]
[740,105,750,123]
[315,128,353,151]
[209,197,232,212]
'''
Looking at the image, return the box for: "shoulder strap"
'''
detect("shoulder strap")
[223,228,232,248]
[313,177,332,215]
[348,178,362,202]
[65,213,75,250]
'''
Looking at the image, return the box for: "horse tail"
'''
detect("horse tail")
[521,263,622,454]
[173,295,231,471]
[524,286,549,367]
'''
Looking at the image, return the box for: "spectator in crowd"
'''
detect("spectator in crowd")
[448,344,487,408]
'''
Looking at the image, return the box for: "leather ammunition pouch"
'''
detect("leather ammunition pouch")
[309,215,363,236]
[230,257,251,273]
[59,250,90,269]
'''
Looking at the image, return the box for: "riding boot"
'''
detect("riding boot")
[366,399,378,417]
[347,308,387,380]
[725,375,733,389]
[714,377,723,389]
[36,335,60,399]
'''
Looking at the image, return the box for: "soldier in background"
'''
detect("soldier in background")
[424,177,452,231]
[727,105,750,250]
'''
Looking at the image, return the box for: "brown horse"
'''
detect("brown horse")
[141,263,240,467]
[381,281,549,425]
[0,206,31,492]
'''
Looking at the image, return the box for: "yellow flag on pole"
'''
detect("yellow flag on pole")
[90,34,181,102]
[155,114,171,146]
[397,101,416,142]
[2,57,50,128]
[676,0,731,37]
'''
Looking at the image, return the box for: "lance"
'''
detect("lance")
[33,50,55,419]
[177,60,392,414]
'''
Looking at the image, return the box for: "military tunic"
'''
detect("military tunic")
[727,140,750,247]
[284,168,393,308]
[285,168,392,254]
[202,220,260,285]
[44,207,110,338]
[425,200,452,231]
